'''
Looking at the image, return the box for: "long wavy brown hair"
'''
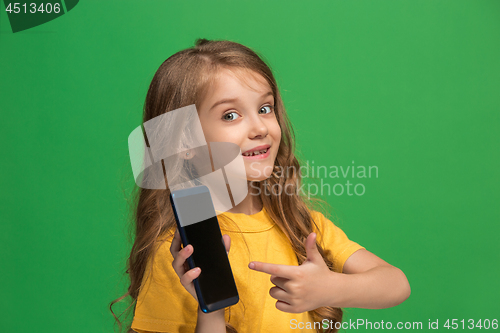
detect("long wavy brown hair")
[110,38,343,333]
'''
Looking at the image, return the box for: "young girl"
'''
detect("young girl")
[110,38,410,333]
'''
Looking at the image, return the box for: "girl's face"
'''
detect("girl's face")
[198,68,281,181]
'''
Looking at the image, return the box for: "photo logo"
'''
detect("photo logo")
[3,0,79,33]
[249,160,379,199]
[128,104,248,215]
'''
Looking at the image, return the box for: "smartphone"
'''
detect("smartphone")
[170,185,239,313]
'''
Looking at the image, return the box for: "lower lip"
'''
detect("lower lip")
[242,148,270,159]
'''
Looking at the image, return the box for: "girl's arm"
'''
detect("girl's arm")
[330,248,411,309]
[249,233,410,312]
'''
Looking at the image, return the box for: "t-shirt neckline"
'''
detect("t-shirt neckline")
[216,207,275,233]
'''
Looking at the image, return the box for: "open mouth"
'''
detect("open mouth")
[242,147,270,157]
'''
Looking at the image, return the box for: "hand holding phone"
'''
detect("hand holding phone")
[170,229,232,302]
[169,185,239,312]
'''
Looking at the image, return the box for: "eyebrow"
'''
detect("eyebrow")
[209,91,274,111]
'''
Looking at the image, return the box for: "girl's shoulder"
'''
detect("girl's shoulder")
[307,208,365,273]
[308,209,331,229]
[307,209,352,244]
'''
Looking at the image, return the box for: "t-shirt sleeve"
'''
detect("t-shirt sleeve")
[131,235,199,333]
[310,210,365,273]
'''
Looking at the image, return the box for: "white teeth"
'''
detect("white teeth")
[243,148,268,156]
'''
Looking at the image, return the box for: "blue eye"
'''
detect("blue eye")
[259,105,273,114]
[222,111,240,121]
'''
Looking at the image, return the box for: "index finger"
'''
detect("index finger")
[248,261,297,279]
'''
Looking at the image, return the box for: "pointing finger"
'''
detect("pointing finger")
[249,261,297,279]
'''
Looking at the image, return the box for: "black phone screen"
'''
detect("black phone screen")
[184,215,237,305]
[171,187,238,308]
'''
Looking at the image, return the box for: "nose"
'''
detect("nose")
[247,113,268,139]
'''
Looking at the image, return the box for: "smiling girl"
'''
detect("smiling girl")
[110,38,410,333]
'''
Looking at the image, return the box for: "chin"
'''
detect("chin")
[246,173,271,182]
[244,161,274,182]
[247,168,273,182]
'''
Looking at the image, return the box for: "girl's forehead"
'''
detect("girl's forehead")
[211,67,271,93]
[197,67,274,112]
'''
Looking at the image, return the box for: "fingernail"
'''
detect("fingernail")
[195,267,201,272]
[249,262,255,269]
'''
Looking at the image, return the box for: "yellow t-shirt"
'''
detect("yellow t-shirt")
[131,208,365,333]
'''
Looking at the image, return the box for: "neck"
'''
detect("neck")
[226,181,263,215]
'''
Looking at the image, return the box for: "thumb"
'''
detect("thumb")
[304,232,321,263]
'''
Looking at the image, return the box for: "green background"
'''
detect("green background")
[1,1,499,332]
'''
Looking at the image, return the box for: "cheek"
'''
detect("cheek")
[205,126,241,147]
[271,123,282,146]
[200,118,226,142]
